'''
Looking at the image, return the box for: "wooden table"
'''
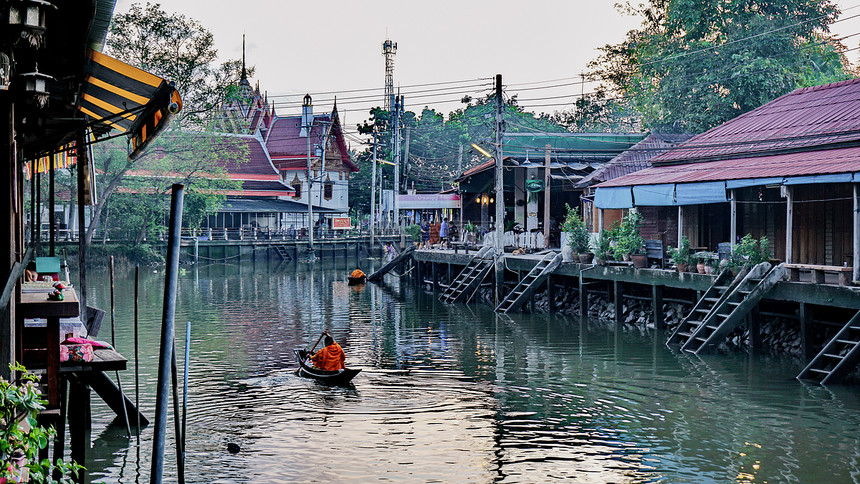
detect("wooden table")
[18,285,79,408]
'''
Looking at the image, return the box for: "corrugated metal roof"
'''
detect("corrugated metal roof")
[576,132,693,187]
[598,145,860,187]
[652,78,860,165]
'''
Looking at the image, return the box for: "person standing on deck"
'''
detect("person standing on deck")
[440,217,449,249]
[311,334,345,371]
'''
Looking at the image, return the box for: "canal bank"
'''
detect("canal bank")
[412,248,860,381]
[82,260,860,483]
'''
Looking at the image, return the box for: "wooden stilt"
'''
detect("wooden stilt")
[547,275,555,312]
[68,378,91,483]
[749,305,761,352]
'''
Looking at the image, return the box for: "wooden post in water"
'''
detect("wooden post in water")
[68,378,91,483]
[749,305,761,352]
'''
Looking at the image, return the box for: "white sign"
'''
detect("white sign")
[396,194,461,210]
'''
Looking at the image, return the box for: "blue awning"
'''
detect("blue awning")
[632,184,675,206]
[726,177,784,189]
[594,186,633,209]
[784,173,854,185]
[675,181,727,205]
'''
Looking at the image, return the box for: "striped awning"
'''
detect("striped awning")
[78,50,182,160]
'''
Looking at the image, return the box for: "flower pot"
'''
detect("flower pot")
[622,254,632,262]
[704,264,713,275]
[697,262,706,274]
[631,254,647,268]
[676,263,688,273]
[594,257,606,266]
[578,253,594,264]
[561,244,574,262]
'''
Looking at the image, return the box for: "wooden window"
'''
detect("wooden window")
[291,173,302,199]
[323,174,333,200]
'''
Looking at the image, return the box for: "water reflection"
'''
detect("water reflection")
[78,259,860,483]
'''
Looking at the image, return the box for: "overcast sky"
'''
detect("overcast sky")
[114,0,860,130]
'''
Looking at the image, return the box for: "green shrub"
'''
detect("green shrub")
[561,204,590,254]
[735,234,771,266]
[1,363,83,483]
[614,210,645,259]
[667,236,693,267]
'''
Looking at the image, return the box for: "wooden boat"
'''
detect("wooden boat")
[293,349,361,385]
[347,275,366,285]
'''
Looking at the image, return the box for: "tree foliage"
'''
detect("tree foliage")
[591,0,853,132]
[106,2,251,129]
[83,3,248,246]
[350,97,568,214]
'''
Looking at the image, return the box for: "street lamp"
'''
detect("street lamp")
[8,0,55,48]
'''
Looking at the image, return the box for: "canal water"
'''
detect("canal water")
[80,259,860,483]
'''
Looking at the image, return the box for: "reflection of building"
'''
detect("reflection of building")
[208,67,358,232]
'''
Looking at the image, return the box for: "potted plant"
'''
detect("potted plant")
[706,257,720,275]
[463,221,478,245]
[667,236,693,272]
[592,230,613,265]
[735,234,771,266]
[404,223,422,243]
[614,210,646,267]
[694,251,709,274]
[1,363,83,482]
[561,204,591,263]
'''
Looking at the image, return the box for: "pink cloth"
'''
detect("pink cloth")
[60,343,94,363]
[63,337,112,349]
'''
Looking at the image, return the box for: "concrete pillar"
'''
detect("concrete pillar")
[785,186,794,264]
[579,277,588,322]
[651,285,664,329]
[799,302,814,362]
[854,184,859,282]
[730,189,737,249]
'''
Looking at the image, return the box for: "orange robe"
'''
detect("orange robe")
[350,269,365,279]
[311,343,345,371]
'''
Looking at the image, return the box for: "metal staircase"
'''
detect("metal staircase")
[667,267,748,347]
[681,262,786,355]
[270,244,292,261]
[367,245,416,281]
[439,246,494,304]
[495,252,563,313]
[797,310,860,385]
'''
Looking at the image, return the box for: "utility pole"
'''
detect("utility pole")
[544,144,551,244]
[403,127,411,194]
[371,130,377,245]
[494,74,504,305]
[393,94,402,231]
[301,94,315,261]
[457,144,463,175]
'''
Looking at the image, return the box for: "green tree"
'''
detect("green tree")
[592,0,852,132]
[83,3,249,248]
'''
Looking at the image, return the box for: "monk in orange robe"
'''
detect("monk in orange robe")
[310,335,345,371]
[350,267,365,279]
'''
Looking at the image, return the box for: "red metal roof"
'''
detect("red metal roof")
[652,78,860,165]
[460,158,496,178]
[265,112,358,172]
[598,145,860,187]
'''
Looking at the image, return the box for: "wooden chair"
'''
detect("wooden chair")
[644,239,665,268]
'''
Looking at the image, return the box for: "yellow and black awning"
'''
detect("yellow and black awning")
[78,50,182,160]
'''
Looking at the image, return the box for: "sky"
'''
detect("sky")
[114,0,860,132]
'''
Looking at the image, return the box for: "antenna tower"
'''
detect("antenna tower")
[382,38,397,111]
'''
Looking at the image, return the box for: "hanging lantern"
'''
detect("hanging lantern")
[8,0,55,49]
[19,69,53,108]
[0,52,10,90]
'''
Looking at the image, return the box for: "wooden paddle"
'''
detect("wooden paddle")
[308,330,328,357]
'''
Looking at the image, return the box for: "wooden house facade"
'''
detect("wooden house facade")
[594,78,860,281]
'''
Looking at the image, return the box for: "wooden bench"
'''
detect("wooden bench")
[785,263,853,286]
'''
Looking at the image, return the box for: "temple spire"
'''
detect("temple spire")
[241,34,247,81]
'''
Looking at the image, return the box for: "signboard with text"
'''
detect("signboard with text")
[396,193,461,210]
[331,217,352,230]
